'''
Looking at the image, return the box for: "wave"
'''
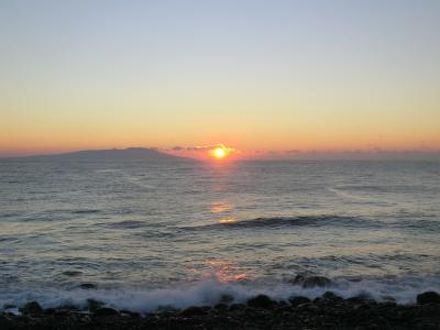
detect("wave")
[183,215,380,231]
[100,220,147,229]
[182,214,440,232]
[1,275,439,313]
[71,209,101,215]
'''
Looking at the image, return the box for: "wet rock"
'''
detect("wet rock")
[43,308,57,315]
[156,305,178,313]
[219,293,234,304]
[214,303,228,310]
[346,294,375,304]
[277,300,288,307]
[291,274,332,288]
[381,295,396,303]
[79,283,97,289]
[87,299,104,312]
[58,304,80,311]
[417,291,440,305]
[0,314,13,330]
[319,291,344,303]
[20,301,43,315]
[247,294,276,309]
[288,296,311,306]
[180,306,210,316]
[94,307,119,316]
[120,310,140,318]
[3,296,440,330]
[229,303,246,311]
[297,302,320,312]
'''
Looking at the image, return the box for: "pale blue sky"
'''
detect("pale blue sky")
[1,0,439,155]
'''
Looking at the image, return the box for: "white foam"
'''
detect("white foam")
[1,275,439,313]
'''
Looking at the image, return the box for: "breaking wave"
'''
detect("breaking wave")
[2,275,439,314]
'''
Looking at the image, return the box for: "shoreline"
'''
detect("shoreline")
[2,291,439,329]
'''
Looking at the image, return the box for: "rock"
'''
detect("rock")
[87,299,104,312]
[2,298,440,329]
[79,283,97,289]
[20,301,43,315]
[297,302,320,312]
[0,314,13,330]
[417,291,440,305]
[291,274,332,288]
[322,291,343,302]
[43,308,57,315]
[219,294,234,304]
[156,305,178,313]
[346,294,375,304]
[229,303,246,311]
[247,294,276,309]
[94,307,119,316]
[381,295,396,303]
[120,310,140,318]
[288,296,311,306]
[58,304,80,311]
[214,303,228,310]
[180,306,210,316]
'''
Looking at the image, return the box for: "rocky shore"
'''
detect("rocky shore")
[1,291,439,330]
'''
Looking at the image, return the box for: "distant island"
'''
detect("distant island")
[5,148,192,162]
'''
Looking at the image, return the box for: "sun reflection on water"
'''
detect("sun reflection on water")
[218,217,236,224]
[205,259,248,283]
[210,201,232,214]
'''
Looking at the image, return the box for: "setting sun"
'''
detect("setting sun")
[212,147,226,159]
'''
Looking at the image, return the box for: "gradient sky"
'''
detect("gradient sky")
[1,0,439,156]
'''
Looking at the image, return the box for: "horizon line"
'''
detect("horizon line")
[1,146,439,160]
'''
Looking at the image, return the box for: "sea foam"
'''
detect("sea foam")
[1,275,439,313]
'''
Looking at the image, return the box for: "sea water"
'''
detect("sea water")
[0,159,439,312]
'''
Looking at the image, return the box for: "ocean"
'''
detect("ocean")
[0,158,439,312]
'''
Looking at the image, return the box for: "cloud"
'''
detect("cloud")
[171,144,238,154]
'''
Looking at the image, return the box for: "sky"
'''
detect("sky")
[1,0,439,157]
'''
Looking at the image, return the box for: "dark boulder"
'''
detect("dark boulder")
[417,291,440,305]
[219,294,234,304]
[229,303,246,311]
[0,314,13,330]
[20,301,43,315]
[381,295,396,303]
[120,310,141,318]
[321,291,343,302]
[288,296,311,306]
[346,294,376,304]
[87,299,104,312]
[214,303,228,310]
[180,306,210,317]
[94,307,120,316]
[58,304,79,312]
[247,294,276,309]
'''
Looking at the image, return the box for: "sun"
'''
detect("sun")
[213,147,226,159]
[208,145,234,160]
